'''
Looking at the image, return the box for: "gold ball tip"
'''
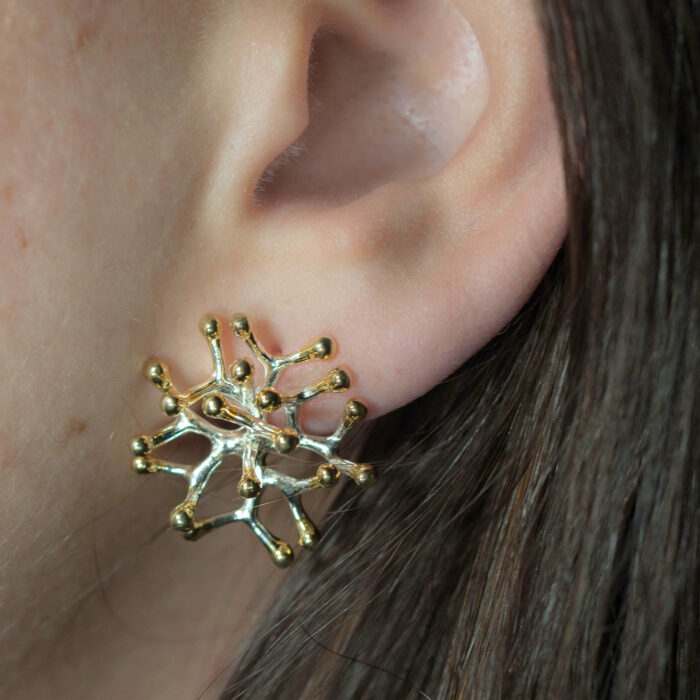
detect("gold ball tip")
[272,542,294,568]
[161,394,181,416]
[317,463,340,488]
[346,400,368,421]
[312,337,333,359]
[230,313,250,336]
[238,476,261,499]
[131,456,150,474]
[230,358,253,383]
[198,315,220,340]
[143,360,165,380]
[143,359,171,392]
[202,394,224,417]
[353,464,377,489]
[130,435,150,456]
[274,429,299,454]
[170,505,194,532]
[256,388,282,412]
[299,529,320,550]
[329,369,350,392]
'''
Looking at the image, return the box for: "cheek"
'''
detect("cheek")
[0,3,163,464]
[0,1,195,361]
[0,161,91,368]
[0,192,30,315]
[0,9,100,331]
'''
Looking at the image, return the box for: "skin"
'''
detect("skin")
[0,1,566,697]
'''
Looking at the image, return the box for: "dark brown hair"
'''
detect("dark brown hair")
[223,1,698,697]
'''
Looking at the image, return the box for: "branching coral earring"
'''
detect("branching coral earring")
[129,313,376,567]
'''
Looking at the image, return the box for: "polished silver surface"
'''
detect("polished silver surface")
[130,313,375,567]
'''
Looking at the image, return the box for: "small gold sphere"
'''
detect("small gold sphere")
[143,360,165,381]
[230,313,250,336]
[317,463,340,487]
[203,394,224,417]
[238,476,262,499]
[329,369,350,392]
[198,315,220,340]
[143,360,171,393]
[230,358,253,383]
[299,528,320,549]
[131,456,151,474]
[353,464,377,488]
[161,394,181,416]
[256,388,282,412]
[345,400,367,422]
[272,542,294,568]
[130,435,150,456]
[274,429,299,454]
[170,504,195,532]
[312,337,333,359]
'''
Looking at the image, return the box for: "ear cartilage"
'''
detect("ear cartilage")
[129,313,375,567]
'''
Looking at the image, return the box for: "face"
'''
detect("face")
[0,1,564,697]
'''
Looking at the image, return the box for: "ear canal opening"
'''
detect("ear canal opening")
[253,1,488,208]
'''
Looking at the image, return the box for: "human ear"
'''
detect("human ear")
[158,0,567,432]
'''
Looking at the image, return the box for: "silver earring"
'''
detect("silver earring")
[130,313,376,567]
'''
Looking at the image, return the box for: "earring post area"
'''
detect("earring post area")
[129,313,376,567]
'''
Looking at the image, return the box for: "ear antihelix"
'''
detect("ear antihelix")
[254,2,487,207]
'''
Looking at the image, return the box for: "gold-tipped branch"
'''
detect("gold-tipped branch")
[198,315,225,380]
[287,368,350,405]
[279,336,334,367]
[327,399,368,445]
[131,455,190,478]
[288,496,320,549]
[130,422,182,455]
[230,313,273,374]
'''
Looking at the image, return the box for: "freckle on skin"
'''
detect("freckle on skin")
[75,19,100,53]
[16,226,27,250]
[60,418,88,447]
[1,182,15,204]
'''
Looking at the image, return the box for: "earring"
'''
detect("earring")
[130,313,376,567]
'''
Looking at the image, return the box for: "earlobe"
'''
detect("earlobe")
[172,0,567,434]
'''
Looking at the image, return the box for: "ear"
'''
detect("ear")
[164,0,567,432]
